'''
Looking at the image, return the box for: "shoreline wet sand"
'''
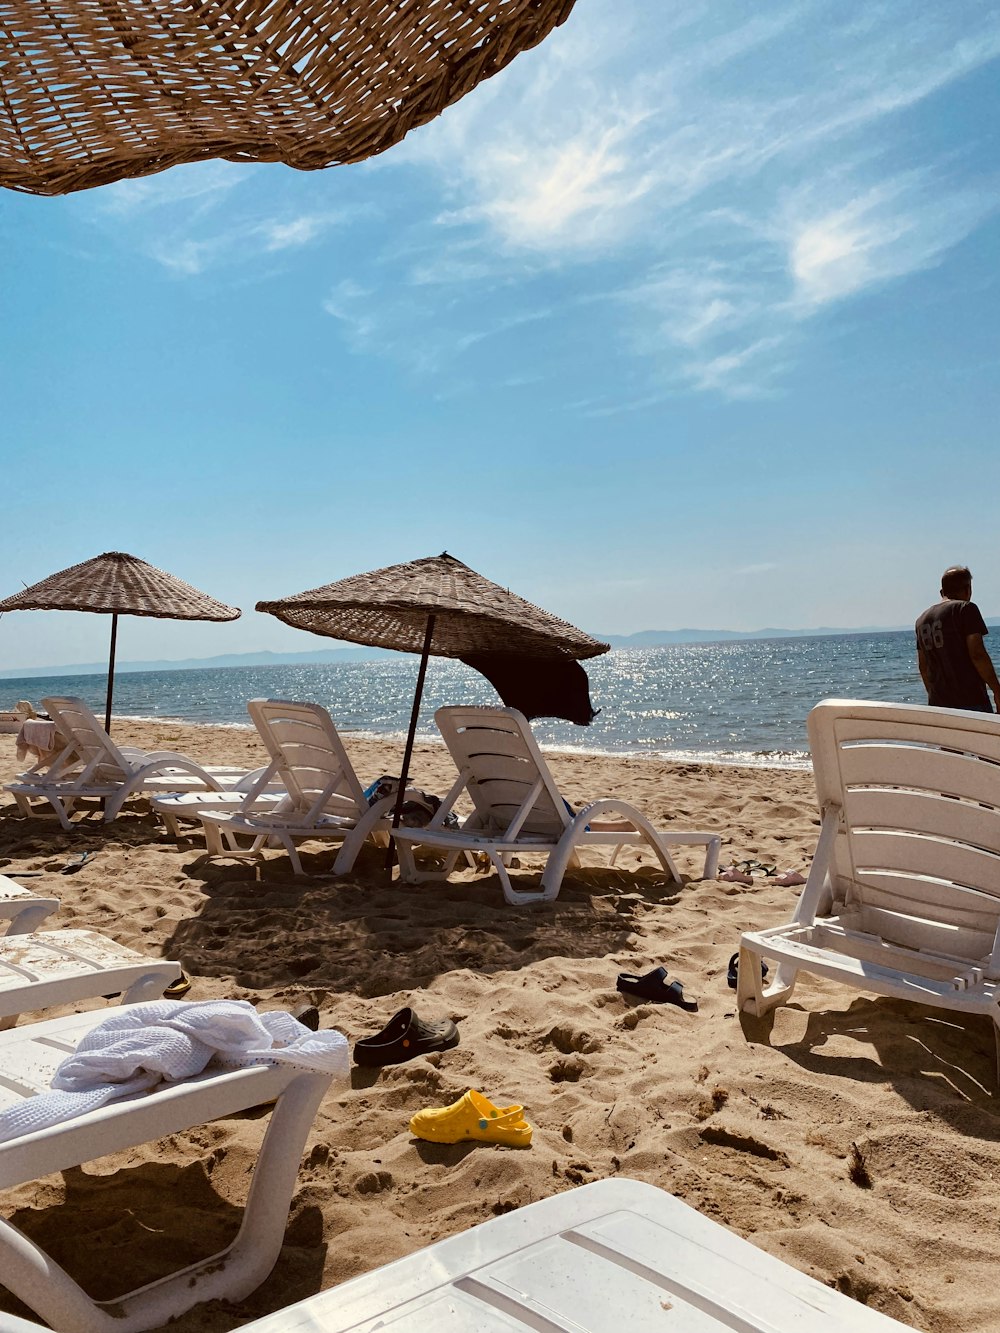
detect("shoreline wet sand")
[0,719,996,1332]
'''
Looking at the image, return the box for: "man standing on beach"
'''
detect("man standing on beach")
[915,566,1000,713]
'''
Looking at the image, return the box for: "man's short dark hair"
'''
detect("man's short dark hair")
[941,566,973,598]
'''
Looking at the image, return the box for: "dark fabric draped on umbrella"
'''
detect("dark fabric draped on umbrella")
[0,0,578,196]
[0,552,240,731]
[460,653,599,726]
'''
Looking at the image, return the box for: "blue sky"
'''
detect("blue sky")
[2,0,999,672]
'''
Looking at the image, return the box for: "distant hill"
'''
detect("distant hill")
[2,620,998,679]
[603,621,1000,648]
[601,627,872,646]
[0,646,393,680]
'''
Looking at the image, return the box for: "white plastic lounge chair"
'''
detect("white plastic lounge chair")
[0,1008,334,1333]
[236,1176,909,1333]
[0,929,181,1030]
[0,700,35,735]
[0,874,181,1031]
[738,699,1000,1073]
[151,768,289,838]
[0,874,59,936]
[195,699,395,876]
[4,696,252,830]
[394,706,722,906]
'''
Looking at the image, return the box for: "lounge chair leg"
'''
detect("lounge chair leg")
[703,837,721,881]
[0,1071,330,1333]
[5,902,57,936]
[332,828,366,874]
[120,971,181,1004]
[395,840,420,883]
[737,945,797,1016]
[202,821,227,857]
[539,835,579,902]
[52,798,76,832]
[104,790,128,822]
[283,836,305,876]
[493,855,549,906]
[333,807,391,875]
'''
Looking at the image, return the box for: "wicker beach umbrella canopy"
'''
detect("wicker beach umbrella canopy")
[0,552,241,621]
[256,552,607,661]
[0,0,578,197]
[0,551,240,730]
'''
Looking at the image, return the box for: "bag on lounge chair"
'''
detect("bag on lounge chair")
[363,775,458,828]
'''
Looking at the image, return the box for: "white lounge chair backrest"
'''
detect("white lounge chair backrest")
[810,699,1000,965]
[42,695,132,782]
[436,706,571,839]
[247,699,368,822]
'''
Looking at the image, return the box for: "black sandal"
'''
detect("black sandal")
[617,967,698,1011]
[354,1007,459,1066]
[727,952,769,990]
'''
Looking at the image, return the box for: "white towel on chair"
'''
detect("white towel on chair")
[0,999,349,1145]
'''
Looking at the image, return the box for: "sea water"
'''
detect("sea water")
[0,629,942,769]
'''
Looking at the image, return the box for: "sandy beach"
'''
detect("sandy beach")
[1,719,998,1333]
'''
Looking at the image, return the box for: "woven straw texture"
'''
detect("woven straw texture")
[1,0,577,197]
[258,553,608,659]
[0,552,240,621]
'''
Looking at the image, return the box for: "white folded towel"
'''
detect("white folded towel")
[0,999,349,1145]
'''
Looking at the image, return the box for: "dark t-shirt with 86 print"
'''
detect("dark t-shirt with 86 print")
[915,599,991,712]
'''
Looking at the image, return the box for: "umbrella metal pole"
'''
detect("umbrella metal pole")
[104,612,119,734]
[385,614,435,872]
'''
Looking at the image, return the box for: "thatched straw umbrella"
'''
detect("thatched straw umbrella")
[1,0,578,197]
[0,552,240,732]
[257,552,608,858]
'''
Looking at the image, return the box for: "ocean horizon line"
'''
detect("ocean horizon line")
[3,619,988,681]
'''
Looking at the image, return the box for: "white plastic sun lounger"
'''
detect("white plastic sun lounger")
[738,700,1000,1074]
[394,707,722,905]
[151,767,289,837]
[0,875,181,1030]
[0,700,34,735]
[5,696,252,829]
[0,929,180,1030]
[195,700,396,876]
[233,1177,909,1333]
[0,1009,334,1333]
[0,875,59,936]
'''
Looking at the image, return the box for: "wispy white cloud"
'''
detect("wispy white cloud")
[150,211,346,275]
[735,562,780,576]
[92,162,251,218]
[84,156,358,276]
[322,279,378,344]
[455,308,553,352]
[618,161,997,394]
[783,173,998,310]
[379,0,1000,397]
[436,117,657,252]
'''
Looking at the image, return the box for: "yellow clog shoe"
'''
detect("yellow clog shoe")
[410,1089,532,1147]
